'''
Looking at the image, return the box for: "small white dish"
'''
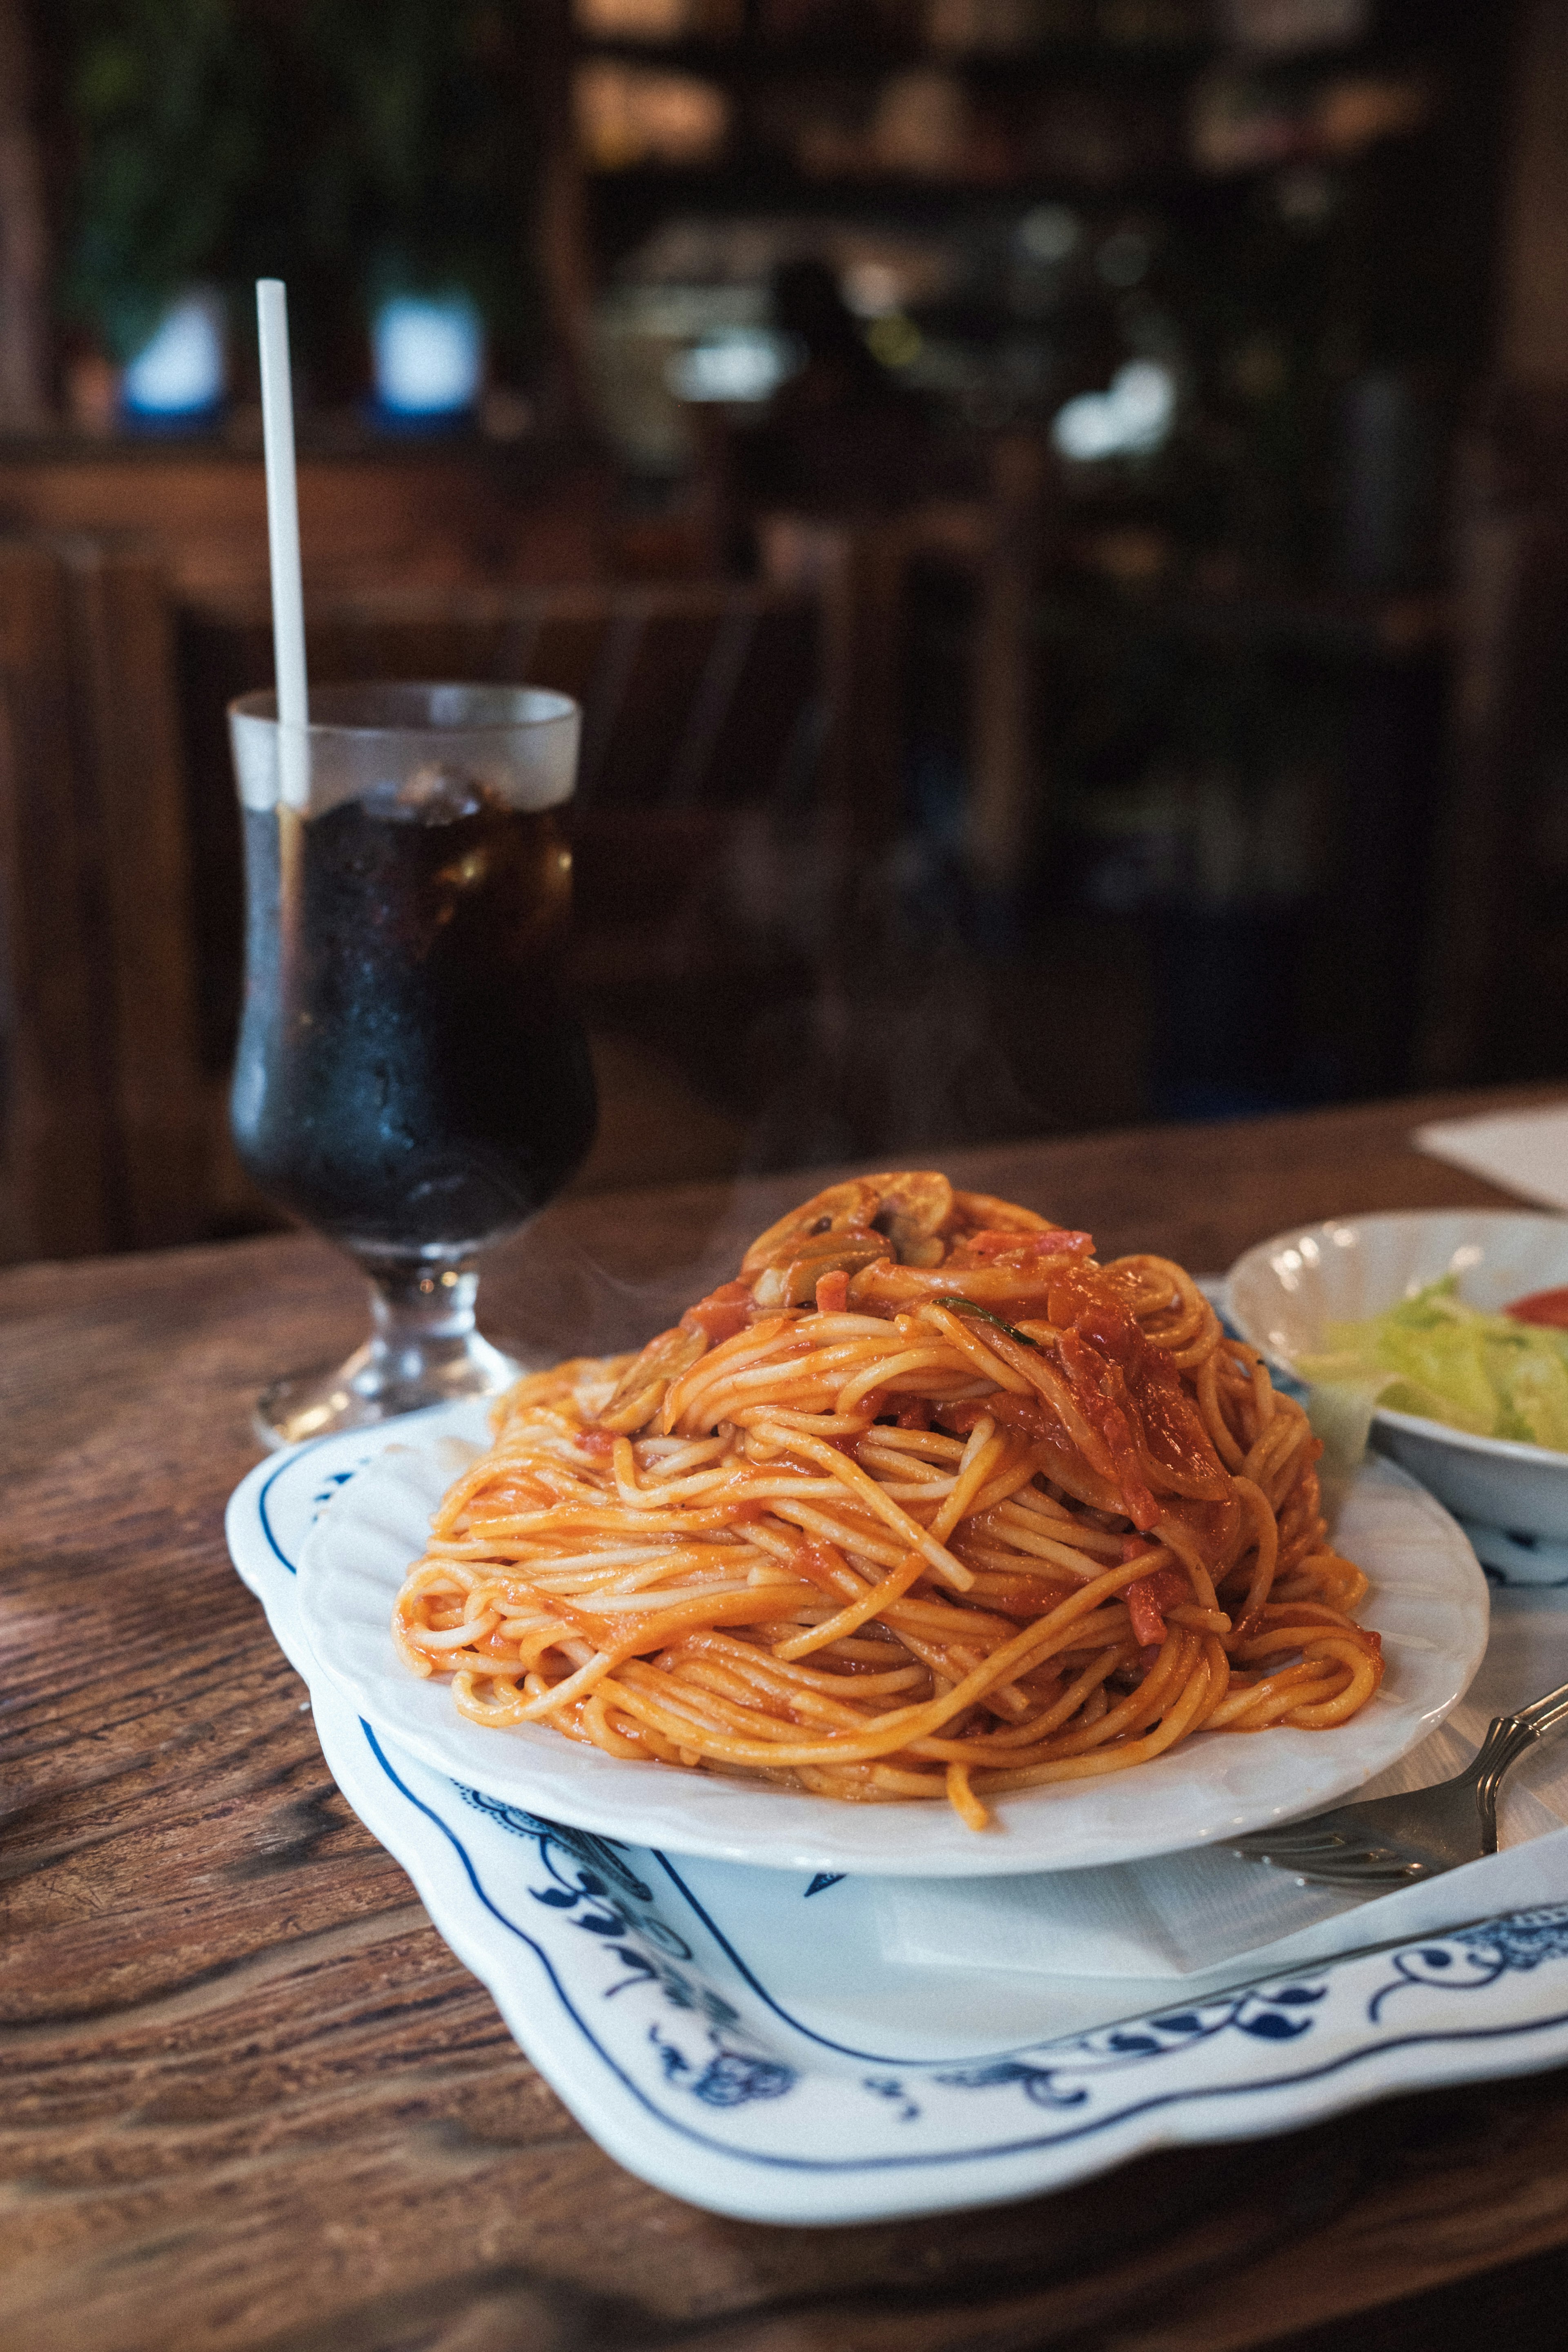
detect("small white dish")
[289,1403,1488,1880]
[1227,1210,1568,1557]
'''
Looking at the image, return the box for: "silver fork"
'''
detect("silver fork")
[1227,1677,1568,1889]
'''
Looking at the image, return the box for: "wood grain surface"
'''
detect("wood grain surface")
[8,1088,1568,2352]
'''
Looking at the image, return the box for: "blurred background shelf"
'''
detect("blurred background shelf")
[4,0,1568,1261]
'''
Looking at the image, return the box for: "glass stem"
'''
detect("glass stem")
[361,1258,482,1389]
[251,1252,523,1446]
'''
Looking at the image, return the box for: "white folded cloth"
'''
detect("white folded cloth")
[1414,1103,1568,1211]
[873,1584,1568,1982]
[875,1829,1568,1983]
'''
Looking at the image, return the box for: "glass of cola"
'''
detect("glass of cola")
[229,682,597,1447]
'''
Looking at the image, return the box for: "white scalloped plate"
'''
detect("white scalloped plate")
[226,1420,1568,2225]
[286,1404,1488,1878]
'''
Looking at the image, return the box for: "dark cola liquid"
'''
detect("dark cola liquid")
[232,783,597,1257]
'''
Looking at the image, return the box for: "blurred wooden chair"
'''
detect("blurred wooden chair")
[0,486,1048,1258]
[10,530,1005,1255]
[0,537,205,1261]
[175,572,842,1043]
[171,571,854,1216]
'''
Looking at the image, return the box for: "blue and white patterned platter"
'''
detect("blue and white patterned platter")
[227,1416,1568,2223]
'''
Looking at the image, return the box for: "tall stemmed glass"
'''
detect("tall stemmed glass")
[229,681,597,1447]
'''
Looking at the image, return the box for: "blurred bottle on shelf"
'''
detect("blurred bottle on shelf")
[575,0,744,35]
[575,58,732,168]
[120,291,227,430]
[369,293,484,428]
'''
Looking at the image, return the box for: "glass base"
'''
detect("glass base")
[254,1328,525,1450]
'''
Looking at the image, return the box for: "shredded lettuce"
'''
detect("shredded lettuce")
[1298,1276,1568,1453]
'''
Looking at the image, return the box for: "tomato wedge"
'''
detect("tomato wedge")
[1125,1571,1190,1646]
[680,1279,754,1344]
[1505,1285,1568,1329]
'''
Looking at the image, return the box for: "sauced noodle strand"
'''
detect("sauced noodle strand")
[392,1173,1383,1825]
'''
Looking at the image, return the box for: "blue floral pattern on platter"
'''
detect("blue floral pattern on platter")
[456,1786,801,2104]
[434,1788,1568,2127]
[1369,1908,1568,2019]
[354,1721,1568,2174]
[225,1413,1568,2225]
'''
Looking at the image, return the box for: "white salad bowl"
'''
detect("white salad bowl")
[1225,1209,1568,1579]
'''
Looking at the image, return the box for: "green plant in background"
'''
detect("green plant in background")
[63,0,277,362]
[303,0,535,340]
[61,0,540,382]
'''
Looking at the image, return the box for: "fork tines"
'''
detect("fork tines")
[1230,1828,1438,1886]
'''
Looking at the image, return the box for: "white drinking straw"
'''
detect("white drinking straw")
[256,278,310,811]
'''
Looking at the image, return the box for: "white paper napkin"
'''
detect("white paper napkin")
[873,1583,1568,1982]
[1414,1103,1568,1211]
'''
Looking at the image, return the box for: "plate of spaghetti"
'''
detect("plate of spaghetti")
[296,1172,1488,1877]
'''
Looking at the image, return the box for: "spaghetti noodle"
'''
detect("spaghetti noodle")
[392,1172,1381,1827]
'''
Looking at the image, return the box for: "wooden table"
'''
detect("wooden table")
[10,1088,1568,2352]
